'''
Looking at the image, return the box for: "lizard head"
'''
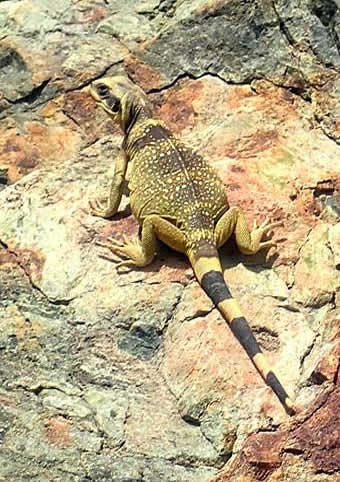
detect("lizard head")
[89,76,152,133]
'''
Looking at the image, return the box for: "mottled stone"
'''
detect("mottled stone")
[141,1,292,84]
[313,76,340,143]
[124,381,223,466]
[84,388,128,448]
[329,222,340,269]
[213,387,340,480]
[96,12,154,46]
[312,342,340,384]
[142,458,217,482]
[274,0,340,69]
[17,377,82,396]
[41,389,92,418]
[291,223,339,306]
[0,119,83,182]
[290,388,340,473]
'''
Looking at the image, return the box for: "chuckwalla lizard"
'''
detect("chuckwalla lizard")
[88,76,295,415]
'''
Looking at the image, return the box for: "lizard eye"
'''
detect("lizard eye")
[96,83,110,98]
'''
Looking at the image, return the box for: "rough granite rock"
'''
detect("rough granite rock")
[0,1,339,481]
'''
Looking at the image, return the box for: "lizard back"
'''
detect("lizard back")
[126,119,228,243]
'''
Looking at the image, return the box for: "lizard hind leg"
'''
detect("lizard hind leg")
[97,214,187,270]
[215,206,281,255]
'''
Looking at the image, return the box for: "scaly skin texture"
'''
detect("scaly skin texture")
[88,76,295,415]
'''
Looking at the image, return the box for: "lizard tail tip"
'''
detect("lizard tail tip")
[285,397,298,415]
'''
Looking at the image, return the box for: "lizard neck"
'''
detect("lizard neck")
[123,117,160,156]
[121,96,153,136]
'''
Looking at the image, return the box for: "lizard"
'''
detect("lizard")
[87,75,295,415]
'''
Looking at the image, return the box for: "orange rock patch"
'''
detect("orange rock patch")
[44,417,72,447]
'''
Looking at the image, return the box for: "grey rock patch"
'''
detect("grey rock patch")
[84,388,128,449]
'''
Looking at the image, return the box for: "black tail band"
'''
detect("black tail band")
[230,316,262,359]
[200,270,232,305]
[266,371,290,407]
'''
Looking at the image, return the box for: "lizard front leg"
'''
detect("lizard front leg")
[98,214,186,269]
[215,206,281,255]
[89,149,128,218]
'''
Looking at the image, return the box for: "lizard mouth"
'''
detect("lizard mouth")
[89,83,121,117]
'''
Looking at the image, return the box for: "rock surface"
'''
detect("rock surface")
[0,1,339,481]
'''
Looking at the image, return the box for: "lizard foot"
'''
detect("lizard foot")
[251,218,283,251]
[97,235,149,270]
[89,198,114,219]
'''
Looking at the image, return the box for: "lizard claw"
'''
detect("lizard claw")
[89,198,116,219]
[258,218,283,233]
[96,235,146,269]
[98,252,121,264]
[116,259,137,272]
[241,217,283,254]
[253,218,280,232]
[255,218,283,250]
[89,198,107,217]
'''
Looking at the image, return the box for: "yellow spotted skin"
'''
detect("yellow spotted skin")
[88,76,296,415]
[126,119,227,242]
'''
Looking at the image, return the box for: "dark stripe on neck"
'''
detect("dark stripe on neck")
[266,371,291,410]
[149,124,172,140]
[200,270,232,305]
[230,316,262,358]
[125,133,150,153]
[125,123,170,154]
[124,107,140,136]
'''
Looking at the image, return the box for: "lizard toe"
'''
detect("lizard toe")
[116,260,136,271]
[89,198,106,217]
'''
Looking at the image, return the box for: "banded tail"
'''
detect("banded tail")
[188,246,295,415]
